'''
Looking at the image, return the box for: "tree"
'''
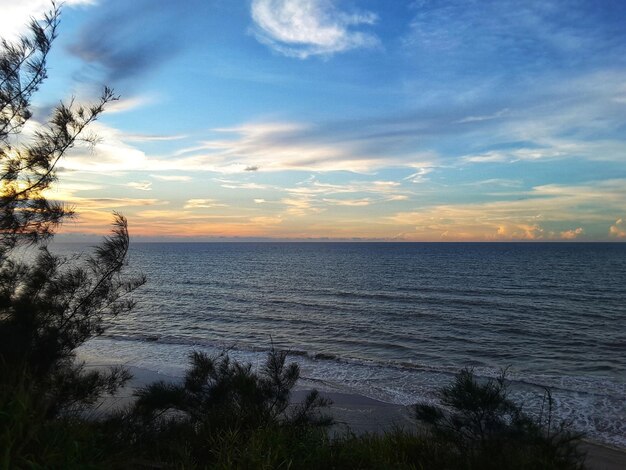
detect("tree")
[0,3,144,416]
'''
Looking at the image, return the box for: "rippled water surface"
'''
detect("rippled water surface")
[63,242,626,446]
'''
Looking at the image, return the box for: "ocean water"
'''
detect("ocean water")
[65,242,625,447]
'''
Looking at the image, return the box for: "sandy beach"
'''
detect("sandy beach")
[87,364,626,470]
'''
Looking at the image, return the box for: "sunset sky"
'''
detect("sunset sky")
[4,0,626,241]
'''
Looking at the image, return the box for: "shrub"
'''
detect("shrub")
[133,348,332,430]
[414,368,585,469]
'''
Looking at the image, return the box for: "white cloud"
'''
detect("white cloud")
[127,181,152,191]
[0,0,94,40]
[150,175,192,182]
[496,223,544,240]
[125,134,188,143]
[281,196,323,216]
[323,198,371,207]
[251,0,379,58]
[59,122,151,173]
[105,95,153,114]
[183,199,226,210]
[177,122,397,173]
[609,219,626,238]
[560,227,584,239]
[462,148,564,164]
[456,108,509,124]
[405,167,433,183]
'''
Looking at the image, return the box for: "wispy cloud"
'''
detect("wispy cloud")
[127,181,152,191]
[405,167,434,183]
[51,64,626,180]
[125,134,188,143]
[170,121,436,173]
[455,108,510,124]
[250,0,379,58]
[323,198,371,207]
[105,95,154,114]
[150,175,192,182]
[281,196,324,217]
[404,0,626,79]
[66,0,206,83]
[183,199,227,210]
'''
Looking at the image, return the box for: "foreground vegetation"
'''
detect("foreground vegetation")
[1,353,584,469]
[0,5,585,469]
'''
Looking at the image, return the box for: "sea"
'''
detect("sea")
[62,242,625,447]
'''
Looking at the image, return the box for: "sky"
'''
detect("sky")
[3,0,626,241]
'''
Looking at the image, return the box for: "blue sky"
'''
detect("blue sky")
[3,0,626,240]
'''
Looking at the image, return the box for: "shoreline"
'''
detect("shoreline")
[87,363,626,470]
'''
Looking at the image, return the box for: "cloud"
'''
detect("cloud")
[609,219,626,238]
[0,0,93,40]
[560,227,584,239]
[405,167,433,183]
[183,199,226,210]
[281,196,323,217]
[323,198,371,207]
[66,0,205,83]
[285,177,412,200]
[496,223,544,240]
[105,95,154,114]
[73,197,164,210]
[456,109,509,124]
[250,0,379,58]
[50,65,626,180]
[404,0,626,81]
[173,121,436,173]
[462,148,563,164]
[387,195,409,201]
[125,134,187,143]
[150,175,192,182]
[62,122,152,173]
[249,216,283,225]
[388,180,626,241]
[127,181,152,191]
[173,69,626,175]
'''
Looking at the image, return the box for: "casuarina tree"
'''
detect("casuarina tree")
[0,3,144,416]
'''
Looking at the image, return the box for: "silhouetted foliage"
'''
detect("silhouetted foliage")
[0,3,144,422]
[414,368,585,469]
[133,349,332,430]
[0,6,119,253]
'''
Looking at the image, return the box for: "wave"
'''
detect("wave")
[99,332,624,398]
